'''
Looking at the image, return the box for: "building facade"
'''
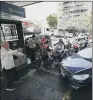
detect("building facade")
[57,1,92,32]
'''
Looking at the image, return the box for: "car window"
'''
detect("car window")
[77,47,92,59]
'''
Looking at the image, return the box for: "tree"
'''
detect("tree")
[46,14,58,29]
[65,14,92,33]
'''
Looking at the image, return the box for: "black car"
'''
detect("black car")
[59,46,92,89]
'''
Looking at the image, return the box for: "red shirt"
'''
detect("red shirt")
[41,37,46,43]
[74,43,78,48]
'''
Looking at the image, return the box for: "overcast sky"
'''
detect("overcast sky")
[24,2,58,26]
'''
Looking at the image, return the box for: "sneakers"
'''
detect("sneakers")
[14,80,22,84]
[6,88,15,91]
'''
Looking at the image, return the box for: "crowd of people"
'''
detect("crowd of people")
[0,35,52,91]
[0,34,72,91]
[25,35,67,61]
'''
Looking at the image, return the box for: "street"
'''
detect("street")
[1,64,92,100]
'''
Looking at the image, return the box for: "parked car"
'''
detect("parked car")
[59,46,92,89]
[78,33,85,38]
[88,39,92,46]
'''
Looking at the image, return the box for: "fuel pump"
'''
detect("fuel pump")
[0,19,27,69]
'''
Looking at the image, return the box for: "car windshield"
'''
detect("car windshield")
[77,47,92,60]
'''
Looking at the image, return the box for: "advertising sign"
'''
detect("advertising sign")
[0,1,25,18]
[0,24,18,41]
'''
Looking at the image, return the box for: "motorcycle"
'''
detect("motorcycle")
[64,41,74,56]
[52,43,67,62]
[73,42,79,53]
[35,46,53,70]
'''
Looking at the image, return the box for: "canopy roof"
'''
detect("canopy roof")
[6,1,42,7]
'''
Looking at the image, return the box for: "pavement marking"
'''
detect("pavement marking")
[62,90,72,100]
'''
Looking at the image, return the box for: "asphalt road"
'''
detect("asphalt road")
[1,65,92,100]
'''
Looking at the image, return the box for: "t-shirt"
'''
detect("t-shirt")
[1,47,24,70]
[28,39,36,48]
[41,37,46,43]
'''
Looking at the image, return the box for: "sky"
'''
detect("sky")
[24,2,58,26]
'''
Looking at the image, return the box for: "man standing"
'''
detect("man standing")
[1,42,25,91]
[28,35,37,62]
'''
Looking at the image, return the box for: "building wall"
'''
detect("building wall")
[57,2,92,31]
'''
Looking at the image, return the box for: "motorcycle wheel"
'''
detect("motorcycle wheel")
[35,58,41,70]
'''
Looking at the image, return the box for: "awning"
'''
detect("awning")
[6,1,42,7]
[1,1,42,19]
[1,1,42,21]
[1,1,26,18]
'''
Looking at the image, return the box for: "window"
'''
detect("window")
[63,1,69,4]
[75,4,82,7]
[74,15,80,17]
[64,6,68,9]
[81,9,87,12]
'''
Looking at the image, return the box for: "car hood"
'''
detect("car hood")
[61,54,92,73]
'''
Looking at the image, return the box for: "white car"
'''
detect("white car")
[78,33,85,37]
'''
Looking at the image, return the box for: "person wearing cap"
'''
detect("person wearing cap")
[1,42,25,91]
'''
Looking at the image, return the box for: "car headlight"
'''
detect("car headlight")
[72,74,89,81]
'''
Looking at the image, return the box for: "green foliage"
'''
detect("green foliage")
[46,14,58,29]
[65,14,92,32]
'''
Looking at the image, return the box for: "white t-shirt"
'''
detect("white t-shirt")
[28,39,36,48]
[1,47,24,70]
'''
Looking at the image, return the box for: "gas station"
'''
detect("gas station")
[0,1,92,100]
